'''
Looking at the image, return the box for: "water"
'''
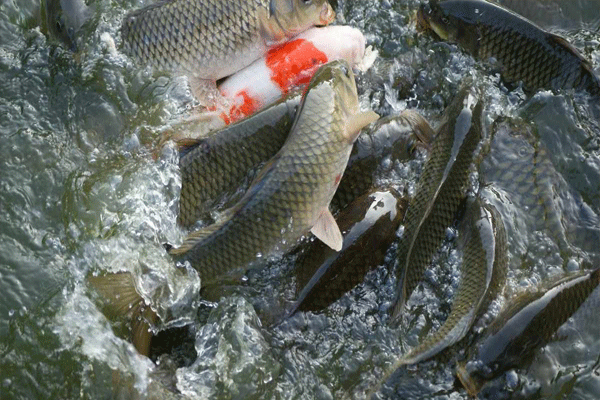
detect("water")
[1,0,599,399]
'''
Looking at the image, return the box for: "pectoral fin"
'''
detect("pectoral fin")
[344,110,379,143]
[311,208,343,251]
[88,272,157,357]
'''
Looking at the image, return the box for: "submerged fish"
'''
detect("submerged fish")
[456,268,600,397]
[368,197,508,398]
[41,0,92,50]
[217,25,369,125]
[417,0,600,96]
[391,83,484,321]
[121,0,335,97]
[291,188,408,314]
[170,60,379,285]
[177,91,302,227]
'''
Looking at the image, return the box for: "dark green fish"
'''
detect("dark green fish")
[391,83,484,321]
[456,268,600,397]
[481,118,600,258]
[178,91,301,227]
[417,0,600,96]
[291,188,408,314]
[367,197,508,398]
[331,110,435,212]
[170,60,379,285]
[121,0,335,84]
[41,0,92,50]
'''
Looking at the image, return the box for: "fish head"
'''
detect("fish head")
[417,0,480,44]
[268,0,336,40]
[43,0,89,50]
[307,59,360,121]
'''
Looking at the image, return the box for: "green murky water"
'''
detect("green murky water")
[1,0,599,399]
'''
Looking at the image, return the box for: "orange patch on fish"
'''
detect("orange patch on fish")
[266,39,329,94]
[227,90,260,123]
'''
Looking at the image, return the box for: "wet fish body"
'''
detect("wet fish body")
[121,0,335,82]
[332,110,435,211]
[368,197,508,398]
[457,268,600,396]
[178,107,432,228]
[217,25,368,125]
[292,188,408,314]
[170,60,379,285]
[178,91,301,227]
[391,84,484,320]
[418,0,600,95]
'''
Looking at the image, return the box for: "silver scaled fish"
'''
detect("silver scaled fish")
[391,83,484,321]
[121,0,336,92]
[169,60,379,285]
[417,0,600,96]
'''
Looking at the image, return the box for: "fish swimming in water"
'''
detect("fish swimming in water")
[417,0,600,96]
[291,188,408,314]
[121,0,335,100]
[177,107,431,229]
[390,83,484,321]
[91,60,378,355]
[366,196,508,398]
[41,0,92,50]
[170,60,379,285]
[177,91,302,228]
[456,268,600,396]
[216,25,370,125]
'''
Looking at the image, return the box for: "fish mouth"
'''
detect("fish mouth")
[319,3,336,26]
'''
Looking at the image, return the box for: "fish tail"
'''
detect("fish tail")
[88,272,157,356]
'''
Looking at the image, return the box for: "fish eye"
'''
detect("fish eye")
[441,15,450,24]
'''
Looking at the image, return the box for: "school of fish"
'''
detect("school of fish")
[39,0,600,399]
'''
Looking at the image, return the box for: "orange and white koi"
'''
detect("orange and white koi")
[215,25,372,125]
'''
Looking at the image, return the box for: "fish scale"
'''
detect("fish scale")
[121,0,334,80]
[178,92,301,227]
[418,0,600,96]
[170,61,378,285]
[391,85,484,320]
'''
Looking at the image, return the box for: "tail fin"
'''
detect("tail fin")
[88,272,158,357]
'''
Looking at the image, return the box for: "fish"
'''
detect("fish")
[331,110,435,212]
[417,0,600,96]
[492,0,600,31]
[216,25,370,125]
[121,0,335,100]
[390,83,484,321]
[456,268,600,397]
[481,117,600,259]
[177,91,302,228]
[41,0,92,50]
[290,188,408,314]
[170,60,379,285]
[367,197,508,398]
[177,106,431,228]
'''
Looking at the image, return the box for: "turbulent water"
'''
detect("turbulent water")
[1,0,599,399]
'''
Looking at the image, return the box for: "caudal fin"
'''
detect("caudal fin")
[88,272,158,357]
